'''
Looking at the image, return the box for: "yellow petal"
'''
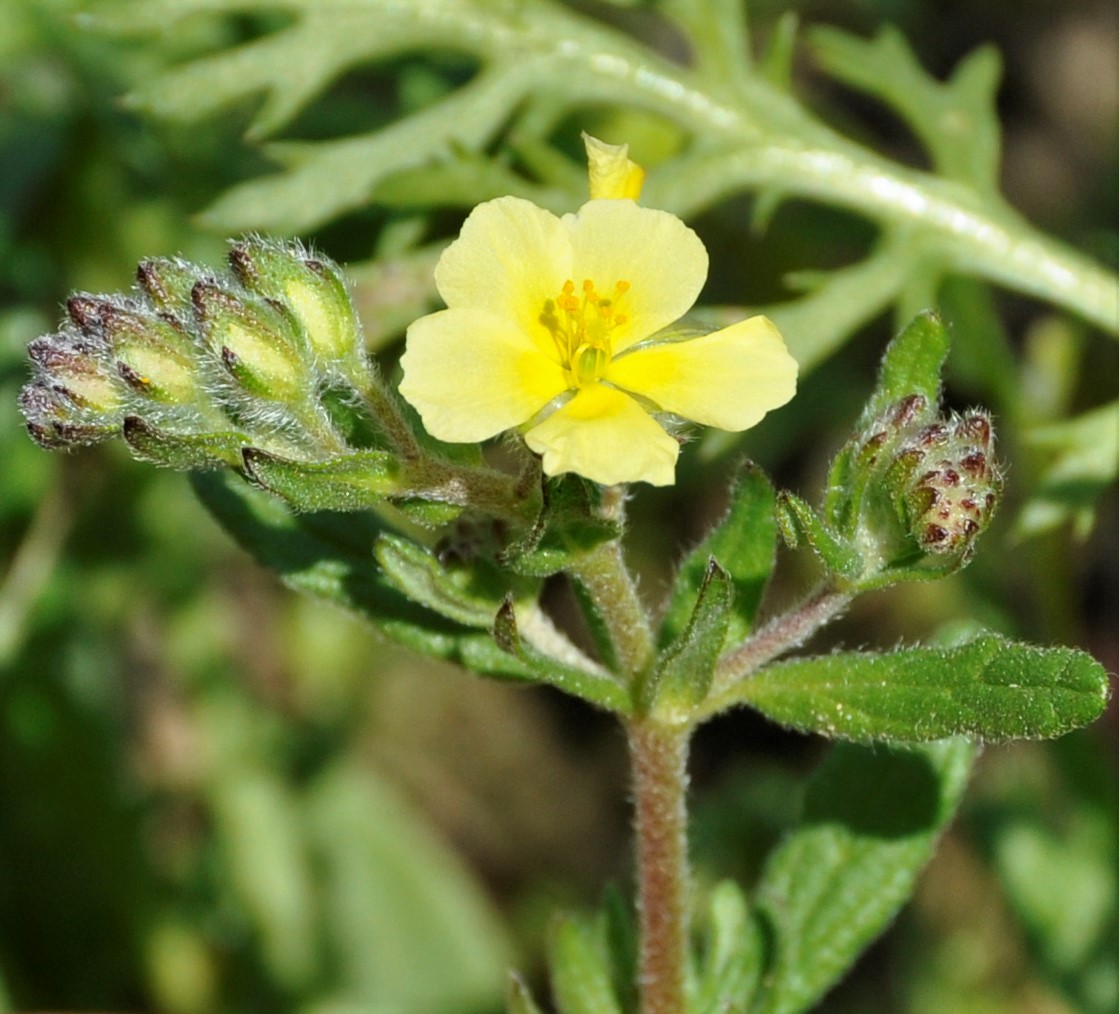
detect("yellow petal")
[606,316,798,430]
[400,307,567,442]
[564,201,707,354]
[524,383,679,486]
[582,132,646,201]
[434,196,571,359]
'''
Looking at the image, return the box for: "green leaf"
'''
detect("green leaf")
[775,491,860,578]
[123,416,248,469]
[727,635,1110,743]
[190,469,536,679]
[493,599,631,713]
[694,880,764,1014]
[1015,400,1119,540]
[660,463,777,648]
[507,973,547,1014]
[376,533,536,629]
[242,446,401,510]
[750,739,976,1014]
[810,25,1002,194]
[547,913,623,1014]
[646,560,732,719]
[306,761,510,1012]
[601,885,638,1014]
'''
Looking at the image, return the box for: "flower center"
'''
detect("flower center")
[540,278,629,387]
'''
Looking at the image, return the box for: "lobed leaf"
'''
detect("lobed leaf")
[727,635,1110,744]
[810,25,1002,194]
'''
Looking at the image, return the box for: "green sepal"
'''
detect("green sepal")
[824,311,949,532]
[506,973,546,1014]
[722,634,1110,743]
[861,309,949,432]
[229,237,365,370]
[660,462,777,649]
[493,599,630,713]
[645,559,732,721]
[502,475,620,578]
[547,912,623,1014]
[694,880,764,1014]
[776,490,860,579]
[393,498,465,527]
[376,534,538,630]
[123,415,248,469]
[750,739,976,1014]
[241,446,400,511]
[190,469,537,680]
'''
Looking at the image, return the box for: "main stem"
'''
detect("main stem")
[629,718,692,1014]
[570,511,690,1013]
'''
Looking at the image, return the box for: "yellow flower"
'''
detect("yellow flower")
[399,156,797,487]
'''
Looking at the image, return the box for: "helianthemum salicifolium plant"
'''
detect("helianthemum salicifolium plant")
[19,136,1109,1014]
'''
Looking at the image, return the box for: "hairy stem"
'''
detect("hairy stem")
[628,718,692,1014]
[707,583,853,705]
[570,536,655,679]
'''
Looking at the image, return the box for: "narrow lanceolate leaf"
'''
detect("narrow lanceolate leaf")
[376,534,536,629]
[493,600,630,714]
[694,880,764,1014]
[507,973,546,1014]
[751,739,976,1014]
[547,913,623,1014]
[727,635,1110,743]
[190,470,535,680]
[123,416,248,469]
[776,490,860,578]
[646,560,733,719]
[242,447,401,511]
[660,463,777,648]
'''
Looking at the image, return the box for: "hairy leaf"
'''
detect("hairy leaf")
[191,469,535,679]
[660,463,777,649]
[751,739,976,1014]
[647,560,733,719]
[547,913,623,1014]
[493,599,630,713]
[729,635,1110,743]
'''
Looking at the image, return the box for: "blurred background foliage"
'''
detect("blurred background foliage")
[0,0,1115,1011]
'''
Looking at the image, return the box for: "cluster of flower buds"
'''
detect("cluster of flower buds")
[853,393,1003,569]
[19,240,367,466]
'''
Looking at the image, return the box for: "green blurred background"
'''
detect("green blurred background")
[1,1,1115,1011]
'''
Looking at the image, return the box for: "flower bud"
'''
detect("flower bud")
[20,334,126,449]
[229,238,363,367]
[888,410,1002,559]
[191,282,306,401]
[26,334,123,413]
[136,257,204,313]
